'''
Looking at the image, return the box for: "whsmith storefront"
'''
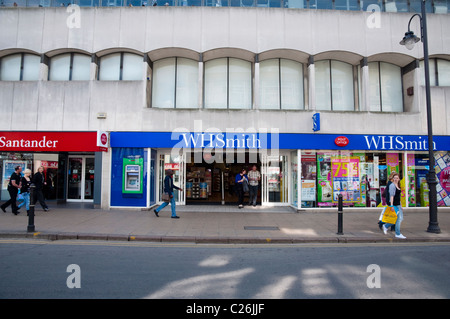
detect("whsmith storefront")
[110,131,450,210]
[0,131,107,205]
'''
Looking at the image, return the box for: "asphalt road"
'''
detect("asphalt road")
[1,239,449,300]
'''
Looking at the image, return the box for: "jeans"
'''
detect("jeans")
[155,196,177,217]
[248,185,258,205]
[18,192,30,211]
[384,205,404,236]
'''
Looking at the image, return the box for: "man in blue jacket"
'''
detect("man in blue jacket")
[154,169,183,218]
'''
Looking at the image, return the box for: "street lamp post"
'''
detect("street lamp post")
[400,0,440,233]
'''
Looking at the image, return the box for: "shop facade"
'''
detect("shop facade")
[0,131,107,205]
[110,131,450,210]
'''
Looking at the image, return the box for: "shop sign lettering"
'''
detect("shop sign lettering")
[335,136,349,147]
[0,136,58,149]
[364,135,436,151]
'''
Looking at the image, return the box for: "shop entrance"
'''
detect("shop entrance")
[67,155,95,202]
[185,151,262,205]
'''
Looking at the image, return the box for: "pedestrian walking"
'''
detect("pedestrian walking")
[19,169,32,216]
[154,169,183,218]
[382,172,406,239]
[247,165,260,207]
[235,169,248,209]
[1,165,22,215]
[32,166,49,211]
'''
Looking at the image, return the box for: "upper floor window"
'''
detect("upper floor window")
[315,60,355,111]
[152,57,199,109]
[369,62,403,112]
[204,58,252,109]
[420,58,450,86]
[49,53,91,81]
[98,52,143,81]
[0,53,40,81]
[259,58,304,110]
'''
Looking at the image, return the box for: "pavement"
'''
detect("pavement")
[1,202,450,244]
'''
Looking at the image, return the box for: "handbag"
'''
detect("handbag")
[161,192,170,202]
[242,179,249,193]
[381,206,397,224]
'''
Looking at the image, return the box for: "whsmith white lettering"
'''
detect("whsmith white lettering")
[181,133,261,149]
[0,136,59,149]
[364,135,436,151]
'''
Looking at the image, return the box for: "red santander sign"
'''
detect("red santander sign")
[335,136,349,147]
[0,132,106,152]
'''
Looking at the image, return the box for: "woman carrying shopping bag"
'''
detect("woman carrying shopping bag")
[382,172,406,239]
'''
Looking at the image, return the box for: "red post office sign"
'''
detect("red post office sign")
[334,136,349,147]
[0,132,107,152]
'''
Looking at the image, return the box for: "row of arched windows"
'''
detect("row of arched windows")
[1,51,450,112]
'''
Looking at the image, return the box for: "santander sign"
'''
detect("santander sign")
[335,136,349,147]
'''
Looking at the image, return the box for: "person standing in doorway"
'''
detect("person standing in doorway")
[247,165,261,207]
[382,172,406,239]
[235,169,248,209]
[32,166,49,212]
[154,169,183,219]
[1,166,22,215]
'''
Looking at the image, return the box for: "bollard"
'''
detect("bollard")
[27,184,35,233]
[337,194,343,235]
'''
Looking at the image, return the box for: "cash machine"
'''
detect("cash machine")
[123,157,143,194]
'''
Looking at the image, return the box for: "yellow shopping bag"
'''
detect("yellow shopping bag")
[381,206,397,224]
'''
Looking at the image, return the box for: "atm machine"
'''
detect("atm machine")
[122,157,143,194]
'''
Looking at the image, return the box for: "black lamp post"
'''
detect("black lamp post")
[400,0,440,233]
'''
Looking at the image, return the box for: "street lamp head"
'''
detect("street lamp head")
[400,31,420,50]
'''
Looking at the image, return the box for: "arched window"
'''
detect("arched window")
[259,58,304,110]
[152,57,199,109]
[98,52,143,81]
[315,60,355,111]
[204,58,252,109]
[0,53,40,81]
[369,62,403,112]
[420,58,450,87]
[49,53,91,81]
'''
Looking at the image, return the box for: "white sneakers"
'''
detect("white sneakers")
[382,225,406,239]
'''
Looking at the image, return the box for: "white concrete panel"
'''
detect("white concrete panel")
[92,8,121,53]
[0,83,14,130]
[0,9,19,51]
[36,81,65,131]
[119,8,147,53]
[16,9,45,53]
[41,8,70,54]
[10,82,39,131]
[61,81,91,131]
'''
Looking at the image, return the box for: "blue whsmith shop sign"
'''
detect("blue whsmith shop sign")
[110,132,450,152]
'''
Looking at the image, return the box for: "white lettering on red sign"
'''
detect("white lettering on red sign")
[0,136,58,149]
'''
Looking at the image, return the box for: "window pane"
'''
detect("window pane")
[71,54,91,81]
[176,58,199,109]
[259,59,280,109]
[419,59,437,86]
[334,0,359,10]
[49,54,71,81]
[331,60,354,111]
[99,53,121,80]
[368,62,381,111]
[315,60,331,110]
[380,62,403,112]
[229,58,252,109]
[0,54,21,81]
[280,59,304,110]
[204,58,228,109]
[152,58,176,108]
[122,53,143,81]
[437,59,450,86]
[22,54,40,81]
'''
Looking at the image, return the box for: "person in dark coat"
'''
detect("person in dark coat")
[153,169,183,218]
[1,165,22,215]
[32,166,49,211]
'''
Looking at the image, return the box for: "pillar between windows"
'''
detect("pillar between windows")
[359,57,369,112]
